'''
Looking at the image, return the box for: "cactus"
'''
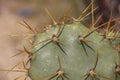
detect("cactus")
[28,20,120,80]
[26,1,120,79]
[1,0,120,80]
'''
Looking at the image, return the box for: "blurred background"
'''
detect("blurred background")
[0,0,86,80]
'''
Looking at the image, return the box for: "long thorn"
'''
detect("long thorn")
[84,42,94,52]
[57,56,62,70]
[78,1,92,20]
[81,73,89,79]
[57,25,65,37]
[84,21,111,38]
[92,51,99,70]
[59,5,74,25]
[20,20,37,34]
[48,74,58,80]
[94,14,103,26]
[91,0,95,29]
[8,58,25,73]
[97,73,110,80]
[79,7,98,21]
[33,38,52,47]
[14,75,25,80]
[41,72,57,79]
[45,8,57,25]
[56,43,67,55]
[107,11,113,30]
[81,42,88,56]
[0,69,27,73]
[34,40,52,53]
[24,46,31,55]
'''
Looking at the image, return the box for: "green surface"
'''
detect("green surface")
[29,22,120,80]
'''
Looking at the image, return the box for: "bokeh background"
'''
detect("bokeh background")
[0,0,85,80]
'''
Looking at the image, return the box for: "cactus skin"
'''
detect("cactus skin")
[28,22,120,80]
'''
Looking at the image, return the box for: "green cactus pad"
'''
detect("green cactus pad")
[28,22,120,80]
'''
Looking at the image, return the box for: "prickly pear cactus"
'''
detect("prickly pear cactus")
[28,20,120,80]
